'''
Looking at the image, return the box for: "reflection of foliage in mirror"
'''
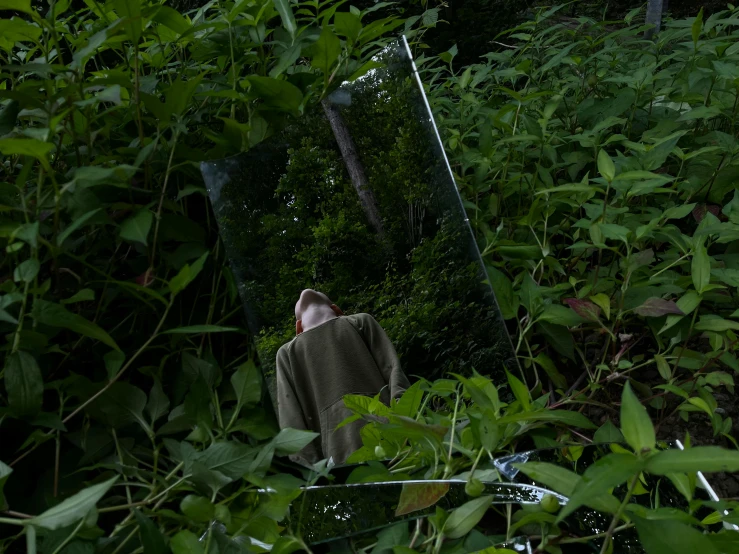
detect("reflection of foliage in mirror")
[207,44,515,397]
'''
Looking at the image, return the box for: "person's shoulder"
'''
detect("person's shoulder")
[345,313,378,329]
[276,339,296,358]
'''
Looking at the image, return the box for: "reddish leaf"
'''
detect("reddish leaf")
[563,298,601,322]
[691,204,720,221]
[395,482,450,516]
[136,268,155,287]
[634,298,684,317]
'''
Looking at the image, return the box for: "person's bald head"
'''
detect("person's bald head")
[294,289,343,334]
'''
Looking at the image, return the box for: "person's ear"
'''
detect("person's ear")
[296,320,303,335]
[330,304,344,316]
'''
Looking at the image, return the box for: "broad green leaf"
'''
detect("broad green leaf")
[231,359,262,414]
[272,428,319,455]
[4,351,43,417]
[539,304,587,327]
[152,6,191,35]
[165,75,204,117]
[29,477,117,530]
[119,210,153,246]
[308,25,341,77]
[61,289,95,304]
[597,149,616,181]
[593,420,624,443]
[486,266,517,320]
[272,0,297,41]
[191,441,257,480]
[634,515,718,554]
[694,315,739,332]
[32,299,119,351]
[646,446,739,475]
[162,325,240,334]
[88,382,152,436]
[13,259,39,283]
[0,0,32,15]
[271,536,304,554]
[691,245,710,294]
[169,251,208,295]
[180,495,214,522]
[395,482,450,516]
[557,453,644,521]
[620,381,655,452]
[57,208,102,246]
[335,11,361,43]
[496,409,595,429]
[589,293,611,320]
[133,509,168,554]
[513,462,620,514]
[170,530,205,554]
[114,0,142,44]
[245,76,303,112]
[443,496,492,539]
[394,380,424,418]
[0,138,53,171]
[654,354,671,380]
[506,370,531,411]
[146,380,170,424]
[0,460,11,510]
[692,8,704,47]
[104,350,125,380]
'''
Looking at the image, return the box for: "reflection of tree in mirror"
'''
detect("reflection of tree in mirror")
[206,44,515,401]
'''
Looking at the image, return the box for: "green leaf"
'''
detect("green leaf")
[29,477,117,530]
[133,509,168,554]
[191,441,257,480]
[506,370,531,411]
[646,446,739,475]
[486,266,517,320]
[57,208,102,246]
[634,515,718,554]
[152,6,191,35]
[61,289,95,305]
[691,245,710,294]
[694,315,739,332]
[246,76,303,112]
[593,420,624,443]
[32,299,119,351]
[654,354,672,380]
[272,428,319,455]
[692,8,704,47]
[563,298,601,322]
[169,251,208,295]
[162,325,240,334]
[4,351,43,417]
[231,359,262,414]
[443,496,492,539]
[273,0,297,41]
[513,462,620,514]
[335,11,362,43]
[104,350,124,380]
[146,380,170,424]
[395,482,450,516]
[597,149,616,182]
[114,0,142,44]
[620,381,655,452]
[539,304,588,327]
[0,0,33,15]
[119,210,153,246]
[0,138,53,171]
[496,409,595,429]
[557,453,645,522]
[307,25,341,77]
[0,460,11,510]
[13,259,39,283]
[170,530,204,554]
[180,495,214,522]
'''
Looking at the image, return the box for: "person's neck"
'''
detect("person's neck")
[300,304,339,332]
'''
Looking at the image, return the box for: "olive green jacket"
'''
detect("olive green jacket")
[275,313,410,465]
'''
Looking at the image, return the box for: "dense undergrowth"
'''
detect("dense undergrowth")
[1,1,739,553]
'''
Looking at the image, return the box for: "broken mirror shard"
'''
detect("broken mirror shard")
[201,38,517,413]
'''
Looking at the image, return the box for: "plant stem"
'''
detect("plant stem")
[599,475,640,554]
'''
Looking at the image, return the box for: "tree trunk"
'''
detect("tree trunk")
[321,99,385,237]
[645,0,664,39]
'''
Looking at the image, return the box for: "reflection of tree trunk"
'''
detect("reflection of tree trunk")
[645,0,664,39]
[322,99,385,237]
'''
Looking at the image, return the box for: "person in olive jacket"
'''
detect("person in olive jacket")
[275,289,410,465]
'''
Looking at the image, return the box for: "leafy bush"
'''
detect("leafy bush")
[0,0,415,551]
[430,5,739,447]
